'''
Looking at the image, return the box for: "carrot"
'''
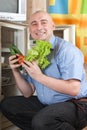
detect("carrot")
[17,55,25,64]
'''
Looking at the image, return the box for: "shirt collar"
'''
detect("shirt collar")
[49,35,56,49]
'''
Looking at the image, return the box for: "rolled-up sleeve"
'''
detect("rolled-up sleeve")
[22,73,33,83]
[57,45,84,81]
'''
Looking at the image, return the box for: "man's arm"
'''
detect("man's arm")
[9,55,35,97]
[38,75,80,96]
[12,69,35,97]
[22,61,80,96]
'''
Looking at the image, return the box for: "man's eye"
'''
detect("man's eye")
[32,23,37,26]
[42,22,47,25]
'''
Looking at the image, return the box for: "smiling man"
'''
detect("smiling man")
[1,10,87,130]
[29,11,55,40]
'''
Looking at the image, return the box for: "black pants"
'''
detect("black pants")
[0,96,87,130]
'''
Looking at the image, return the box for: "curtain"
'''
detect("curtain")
[48,0,87,63]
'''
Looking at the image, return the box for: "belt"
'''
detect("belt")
[71,98,87,102]
[70,98,87,112]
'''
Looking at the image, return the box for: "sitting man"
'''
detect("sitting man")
[1,10,87,130]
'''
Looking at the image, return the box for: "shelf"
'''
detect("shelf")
[2,83,16,87]
[2,66,11,70]
[1,48,10,52]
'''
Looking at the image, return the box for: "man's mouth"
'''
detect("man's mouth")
[36,30,46,36]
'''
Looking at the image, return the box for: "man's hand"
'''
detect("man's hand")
[22,60,43,81]
[9,55,22,70]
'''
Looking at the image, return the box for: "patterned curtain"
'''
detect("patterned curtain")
[48,0,87,63]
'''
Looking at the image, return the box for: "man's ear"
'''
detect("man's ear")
[52,23,56,30]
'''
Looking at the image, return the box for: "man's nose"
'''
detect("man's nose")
[37,23,43,29]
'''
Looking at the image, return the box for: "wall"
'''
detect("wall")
[25,0,47,24]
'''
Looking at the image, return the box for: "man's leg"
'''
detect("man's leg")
[75,101,87,130]
[32,101,78,130]
[0,96,45,130]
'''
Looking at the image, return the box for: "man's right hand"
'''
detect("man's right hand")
[9,54,22,70]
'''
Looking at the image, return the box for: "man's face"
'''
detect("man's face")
[29,12,55,41]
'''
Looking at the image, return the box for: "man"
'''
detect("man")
[1,10,87,130]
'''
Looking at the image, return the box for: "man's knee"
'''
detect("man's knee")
[0,97,16,114]
[32,114,46,129]
[0,98,9,111]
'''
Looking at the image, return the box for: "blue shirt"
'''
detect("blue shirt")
[23,36,87,105]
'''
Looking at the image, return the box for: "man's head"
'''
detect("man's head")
[29,10,55,41]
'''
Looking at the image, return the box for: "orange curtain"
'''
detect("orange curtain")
[48,0,87,63]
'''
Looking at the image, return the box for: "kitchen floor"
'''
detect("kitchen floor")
[1,115,21,130]
[2,126,21,130]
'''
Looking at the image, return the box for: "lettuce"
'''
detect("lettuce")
[25,40,52,69]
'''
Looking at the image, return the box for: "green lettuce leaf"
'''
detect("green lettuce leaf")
[25,40,52,69]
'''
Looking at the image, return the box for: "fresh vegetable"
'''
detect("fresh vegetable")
[9,44,22,55]
[25,40,52,69]
[9,40,52,69]
[17,55,25,64]
[9,44,24,70]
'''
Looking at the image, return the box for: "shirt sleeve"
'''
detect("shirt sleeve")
[22,72,33,83]
[57,45,84,80]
